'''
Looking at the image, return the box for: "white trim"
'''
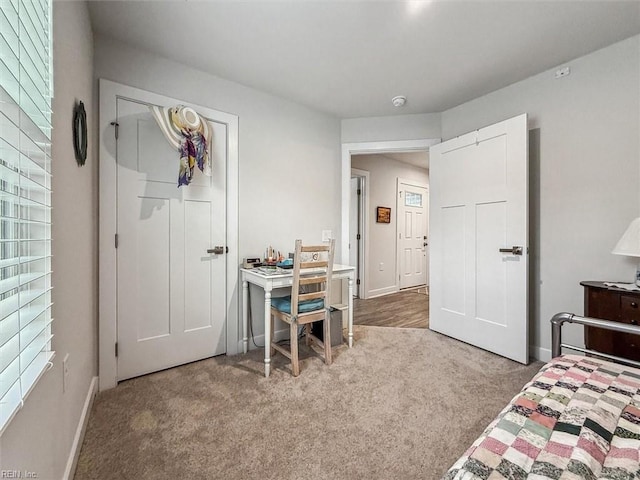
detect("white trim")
[396,177,429,291]
[531,345,552,363]
[350,168,369,299]
[98,79,240,391]
[63,376,98,480]
[341,139,439,298]
[367,286,399,298]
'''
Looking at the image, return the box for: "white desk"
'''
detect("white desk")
[241,264,355,377]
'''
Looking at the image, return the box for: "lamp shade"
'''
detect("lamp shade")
[612,217,640,257]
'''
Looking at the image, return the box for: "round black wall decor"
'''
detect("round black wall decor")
[73,100,87,166]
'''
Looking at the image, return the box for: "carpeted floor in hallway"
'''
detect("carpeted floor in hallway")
[74,326,541,480]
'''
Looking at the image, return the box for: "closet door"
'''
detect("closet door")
[116,97,227,380]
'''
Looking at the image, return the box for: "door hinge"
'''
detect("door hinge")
[356,279,361,285]
[110,121,119,139]
[115,233,119,248]
[115,342,118,357]
[226,246,229,254]
[357,189,361,196]
[356,233,361,240]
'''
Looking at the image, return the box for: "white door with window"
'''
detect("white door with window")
[429,114,528,364]
[398,180,428,289]
[115,97,227,381]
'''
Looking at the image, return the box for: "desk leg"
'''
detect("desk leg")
[348,276,354,348]
[264,287,272,377]
[242,280,249,354]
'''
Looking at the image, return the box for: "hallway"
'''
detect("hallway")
[353,288,428,329]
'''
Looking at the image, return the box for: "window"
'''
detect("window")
[404,191,422,207]
[0,0,53,433]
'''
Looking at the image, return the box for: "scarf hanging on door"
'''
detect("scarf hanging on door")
[149,105,212,187]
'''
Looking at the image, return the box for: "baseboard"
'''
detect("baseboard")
[367,286,398,298]
[530,345,552,363]
[63,376,98,480]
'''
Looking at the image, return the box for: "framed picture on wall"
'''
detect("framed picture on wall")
[376,206,391,223]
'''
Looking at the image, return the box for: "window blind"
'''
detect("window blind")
[0,0,53,434]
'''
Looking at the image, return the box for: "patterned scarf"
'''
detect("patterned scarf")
[149,105,212,187]
[178,131,208,187]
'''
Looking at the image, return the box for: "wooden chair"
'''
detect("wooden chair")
[270,239,335,376]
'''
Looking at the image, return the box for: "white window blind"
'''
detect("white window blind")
[0,0,53,434]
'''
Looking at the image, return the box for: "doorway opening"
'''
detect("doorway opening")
[341,139,439,329]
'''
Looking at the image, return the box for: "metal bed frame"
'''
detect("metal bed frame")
[551,312,640,369]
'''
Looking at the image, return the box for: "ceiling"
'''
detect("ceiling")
[87,1,640,119]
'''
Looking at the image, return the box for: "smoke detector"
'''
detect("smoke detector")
[391,95,407,107]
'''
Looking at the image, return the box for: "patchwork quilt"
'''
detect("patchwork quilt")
[443,355,640,480]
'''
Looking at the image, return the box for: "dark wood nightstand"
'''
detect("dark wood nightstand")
[581,281,640,361]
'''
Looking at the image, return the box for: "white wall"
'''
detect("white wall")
[351,154,429,296]
[93,35,342,340]
[0,2,97,477]
[342,113,441,143]
[441,35,640,359]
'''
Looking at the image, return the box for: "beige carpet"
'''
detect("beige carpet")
[75,326,542,480]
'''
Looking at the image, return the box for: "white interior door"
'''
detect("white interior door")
[398,180,428,289]
[429,114,528,364]
[116,97,227,381]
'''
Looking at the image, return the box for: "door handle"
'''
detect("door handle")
[207,246,225,254]
[499,246,523,255]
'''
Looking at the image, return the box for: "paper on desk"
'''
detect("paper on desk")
[257,266,290,275]
[604,282,640,291]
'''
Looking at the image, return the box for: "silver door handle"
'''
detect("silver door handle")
[207,246,225,254]
[499,246,523,255]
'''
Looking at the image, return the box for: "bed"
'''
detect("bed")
[443,312,640,480]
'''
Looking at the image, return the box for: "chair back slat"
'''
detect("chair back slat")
[299,291,326,302]
[300,261,328,269]
[299,275,327,286]
[300,245,330,253]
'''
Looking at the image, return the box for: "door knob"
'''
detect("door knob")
[423,242,428,247]
[207,246,225,254]
[499,246,523,255]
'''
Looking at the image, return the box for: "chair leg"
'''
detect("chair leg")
[323,312,332,366]
[290,320,300,376]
